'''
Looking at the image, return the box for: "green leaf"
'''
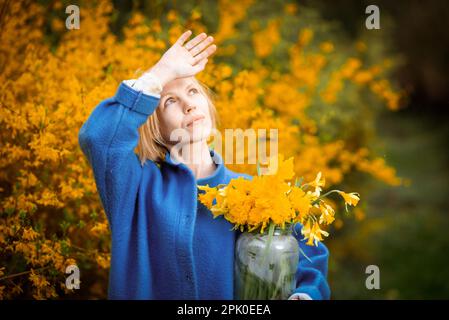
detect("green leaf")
[78,220,86,229]
[60,221,70,235]
[90,210,98,220]
[18,210,27,220]
[60,240,71,256]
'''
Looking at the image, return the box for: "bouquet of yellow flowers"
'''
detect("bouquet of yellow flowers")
[197,154,360,299]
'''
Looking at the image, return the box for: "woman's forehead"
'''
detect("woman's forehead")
[162,77,195,93]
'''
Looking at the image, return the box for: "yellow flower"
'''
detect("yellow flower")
[319,202,335,225]
[319,41,334,53]
[337,191,360,211]
[197,184,218,208]
[166,10,178,22]
[96,254,111,269]
[288,187,312,220]
[298,28,313,46]
[29,270,49,289]
[252,19,281,58]
[22,227,39,241]
[263,154,295,181]
[308,171,325,196]
[301,220,329,246]
[89,222,109,237]
[284,3,298,15]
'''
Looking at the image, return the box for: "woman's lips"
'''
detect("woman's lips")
[186,116,205,128]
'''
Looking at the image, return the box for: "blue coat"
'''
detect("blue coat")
[78,82,331,300]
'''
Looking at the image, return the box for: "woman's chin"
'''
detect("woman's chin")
[192,134,211,145]
[185,123,211,140]
[190,131,210,142]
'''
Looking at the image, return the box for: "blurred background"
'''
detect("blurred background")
[0,0,448,299]
[310,0,449,299]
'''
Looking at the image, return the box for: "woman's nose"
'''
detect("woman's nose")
[184,104,196,114]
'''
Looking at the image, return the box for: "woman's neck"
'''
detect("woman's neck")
[168,141,217,180]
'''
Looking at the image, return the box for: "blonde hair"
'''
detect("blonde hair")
[136,77,219,166]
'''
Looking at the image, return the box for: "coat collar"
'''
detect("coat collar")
[164,147,225,187]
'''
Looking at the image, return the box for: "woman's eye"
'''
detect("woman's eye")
[165,98,175,106]
[189,88,199,94]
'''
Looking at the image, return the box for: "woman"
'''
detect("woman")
[78,30,330,300]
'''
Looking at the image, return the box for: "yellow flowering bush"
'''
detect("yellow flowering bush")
[198,154,360,246]
[0,0,403,299]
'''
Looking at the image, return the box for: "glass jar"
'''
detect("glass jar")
[234,225,299,300]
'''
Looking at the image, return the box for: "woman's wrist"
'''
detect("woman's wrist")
[148,63,175,88]
[135,72,163,95]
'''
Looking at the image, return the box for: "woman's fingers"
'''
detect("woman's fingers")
[175,30,193,46]
[190,35,214,57]
[192,44,217,65]
[184,32,207,50]
[173,30,216,75]
[191,58,208,74]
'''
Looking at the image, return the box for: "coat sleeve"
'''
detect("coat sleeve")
[78,82,160,232]
[292,222,331,300]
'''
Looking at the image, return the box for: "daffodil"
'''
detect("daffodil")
[319,202,335,225]
[336,191,360,211]
[302,220,329,246]
[308,171,325,196]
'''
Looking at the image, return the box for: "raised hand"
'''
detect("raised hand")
[149,30,217,86]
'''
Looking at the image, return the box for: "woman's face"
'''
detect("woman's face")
[157,77,212,146]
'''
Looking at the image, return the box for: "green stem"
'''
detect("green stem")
[261,223,275,265]
[311,189,341,206]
